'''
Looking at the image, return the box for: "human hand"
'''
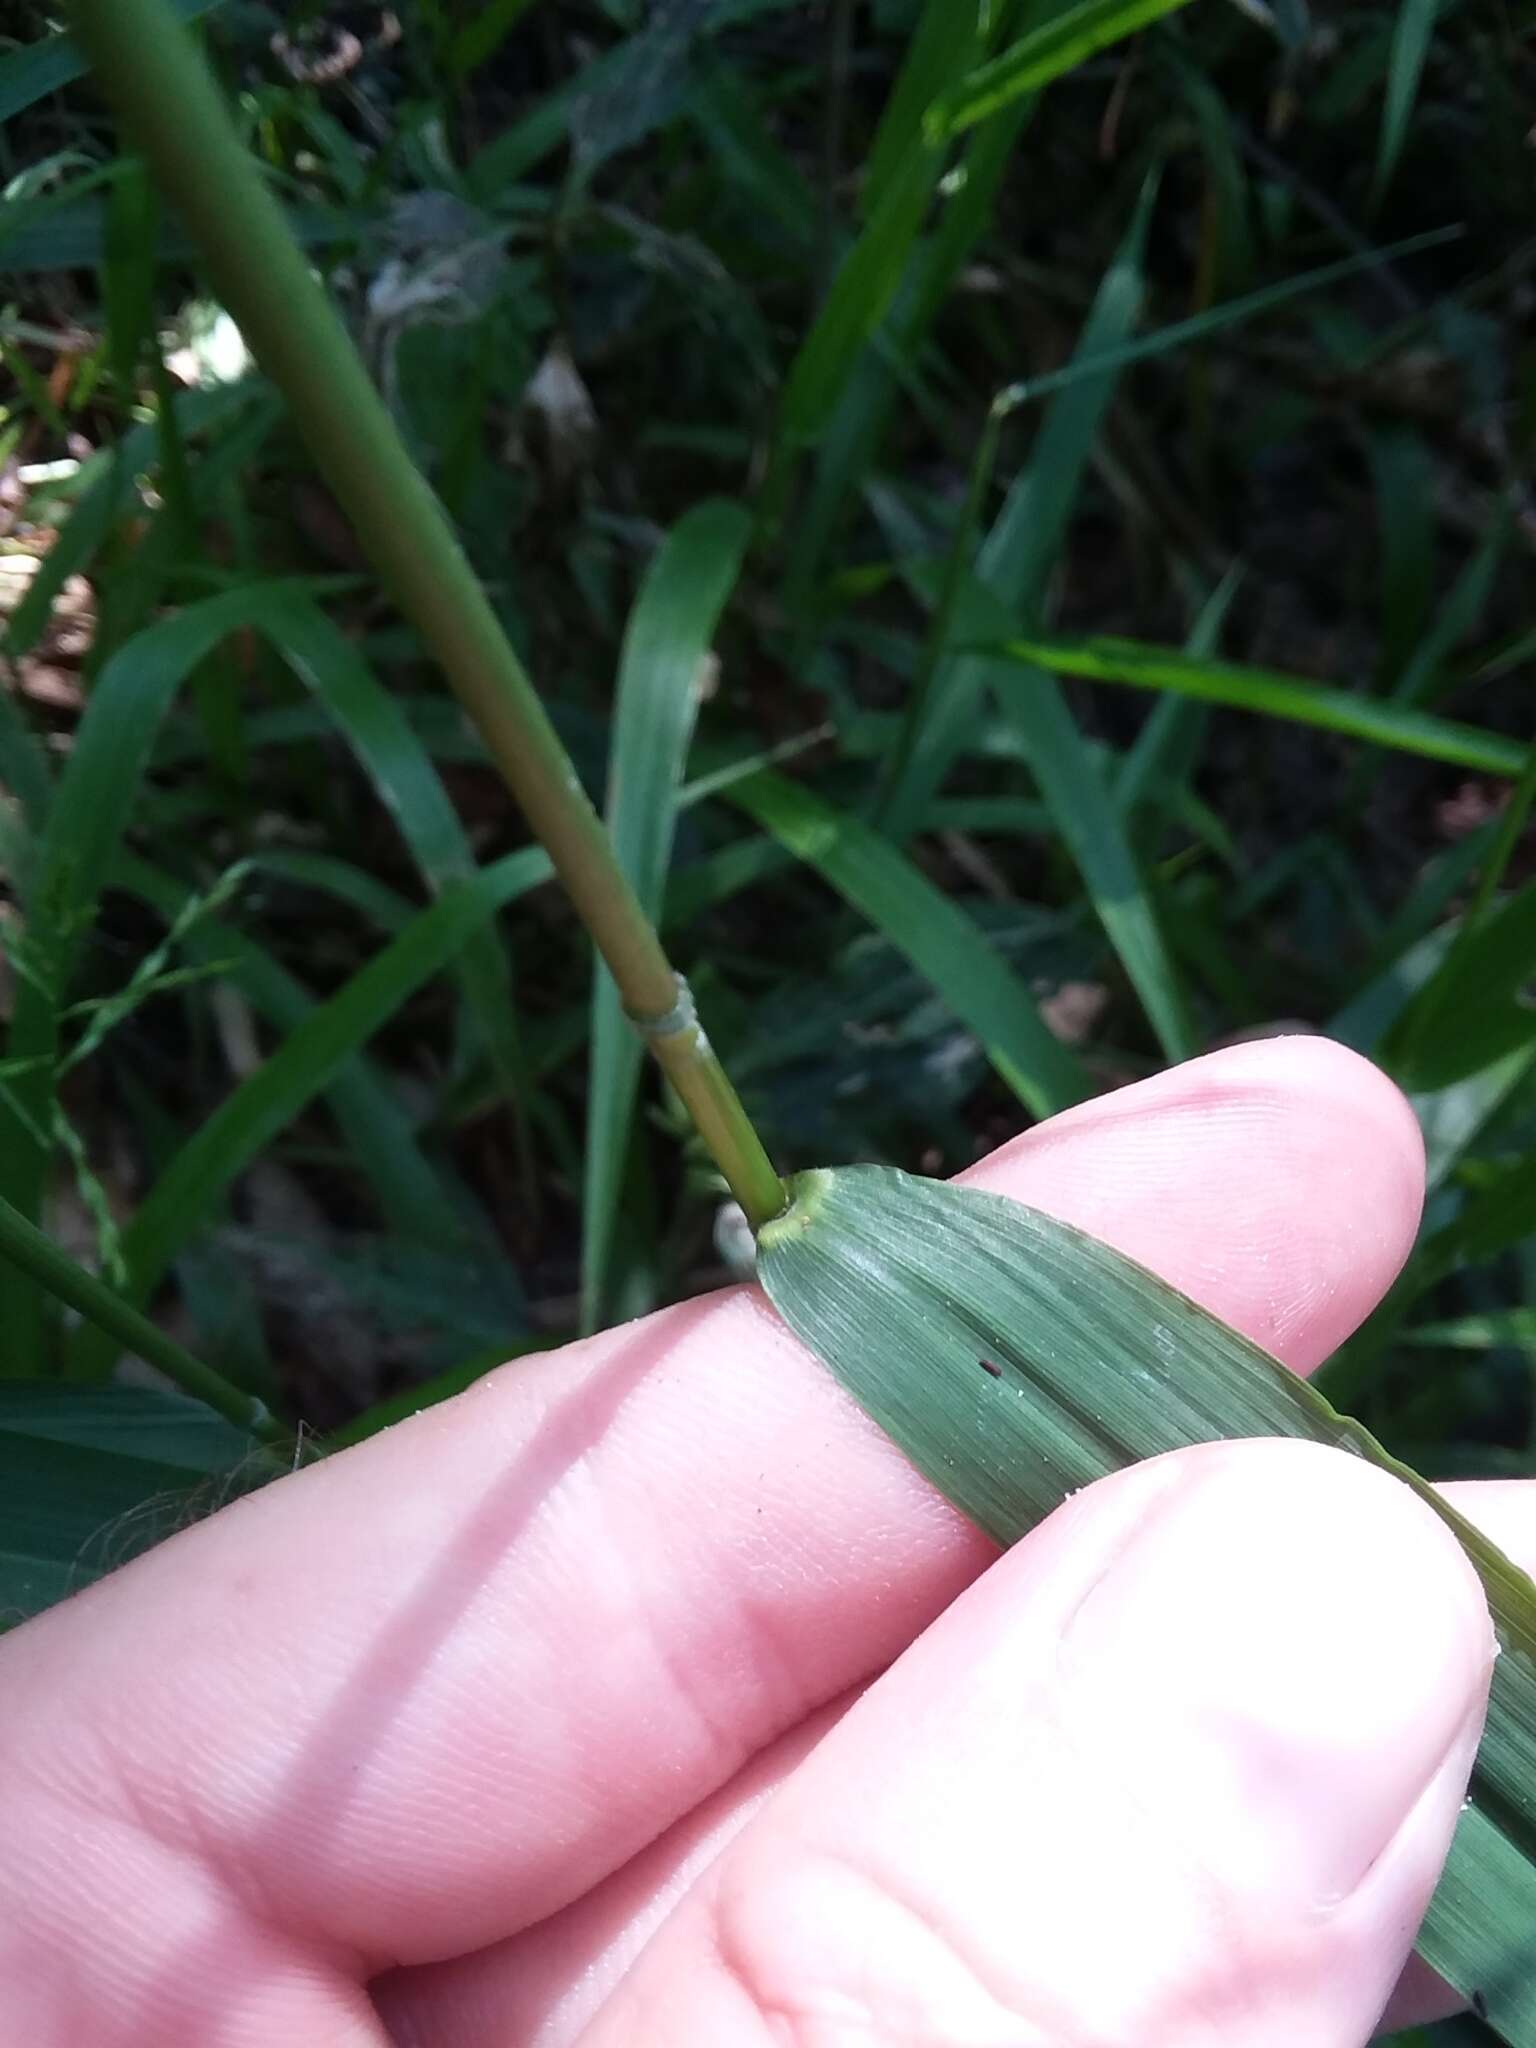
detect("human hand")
[0,1039,1507,2045]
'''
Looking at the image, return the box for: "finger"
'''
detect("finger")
[0,1041,1424,1996]
[373,1701,851,2048]
[575,1441,1493,2048]
[1375,1478,1536,2036]
[384,1475,1522,2048]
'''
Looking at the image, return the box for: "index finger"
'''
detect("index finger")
[0,1039,1422,1990]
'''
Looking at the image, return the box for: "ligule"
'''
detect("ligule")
[756,1166,1536,2043]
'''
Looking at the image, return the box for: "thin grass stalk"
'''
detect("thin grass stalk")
[0,1192,290,1451]
[874,395,1006,834]
[63,0,785,1232]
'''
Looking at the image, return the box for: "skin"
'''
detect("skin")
[0,1036,1513,2046]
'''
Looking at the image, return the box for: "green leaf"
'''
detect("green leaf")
[259,593,530,1130]
[1406,1313,1536,1354]
[448,0,541,77]
[991,634,1528,778]
[0,583,307,1361]
[1387,880,1536,1093]
[727,772,1090,1119]
[113,854,477,1255]
[880,174,1145,800]
[927,0,1199,139]
[862,0,983,218]
[1114,564,1242,828]
[0,0,226,123]
[1372,0,1439,206]
[775,137,946,457]
[583,501,751,1332]
[960,577,1197,1061]
[65,847,552,1380]
[755,1163,1536,2044]
[881,182,1193,1063]
[102,156,159,383]
[0,1382,267,1626]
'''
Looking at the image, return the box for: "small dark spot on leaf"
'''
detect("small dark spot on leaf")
[1472,1990,1488,2021]
[978,1358,1002,1378]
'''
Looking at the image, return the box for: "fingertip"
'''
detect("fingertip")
[962,1037,1426,1370]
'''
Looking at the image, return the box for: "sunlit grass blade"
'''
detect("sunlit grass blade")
[727,772,1089,1119]
[583,501,751,1333]
[957,579,1198,1060]
[926,0,1198,139]
[755,1164,1536,2045]
[994,634,1528,778]
[65,848,551,1381]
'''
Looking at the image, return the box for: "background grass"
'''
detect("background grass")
[0,7,1532,1966]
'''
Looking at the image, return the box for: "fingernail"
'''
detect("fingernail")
[1060,1440,1493,1907]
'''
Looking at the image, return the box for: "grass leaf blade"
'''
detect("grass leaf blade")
[728,773,1089,1119]
[757,1164,1536,2045]
[995,633,1527,778]
[928,0,1198,139]
[583,501,751,1331]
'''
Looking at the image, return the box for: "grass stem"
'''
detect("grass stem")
[65,0,785,1232]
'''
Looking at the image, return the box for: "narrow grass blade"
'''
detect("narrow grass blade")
[65,849,551,1381]
[0,1194,285,1447]
[0,0,225,123]
[1114,564,1241,826]
[1386,877,1536,1093]
[881,178,1157,835]
[583,501,750,1332]
[3,451,127,660]
[877,183,1192,1061]
[995,634,1528,778]
[773,138,945,461]
[1372,0,1438,207]
[114,854,477,1255]
[690,61,821,252]
[1406,1314,1536,1353]
[755,1164,1536,2044]
[102,156,158,383]
[993,227,1463,412]
[727,773,1089,1119]
[927,0,1198,139]
[0,685,50,840]
[1368,428,1436,688]
[862,0,983,219]
[0,583,308,1361]
[261,593,530,1137]
[448,0,540,78]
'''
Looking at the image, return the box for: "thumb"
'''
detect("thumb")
[578,1440,1493,2047]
